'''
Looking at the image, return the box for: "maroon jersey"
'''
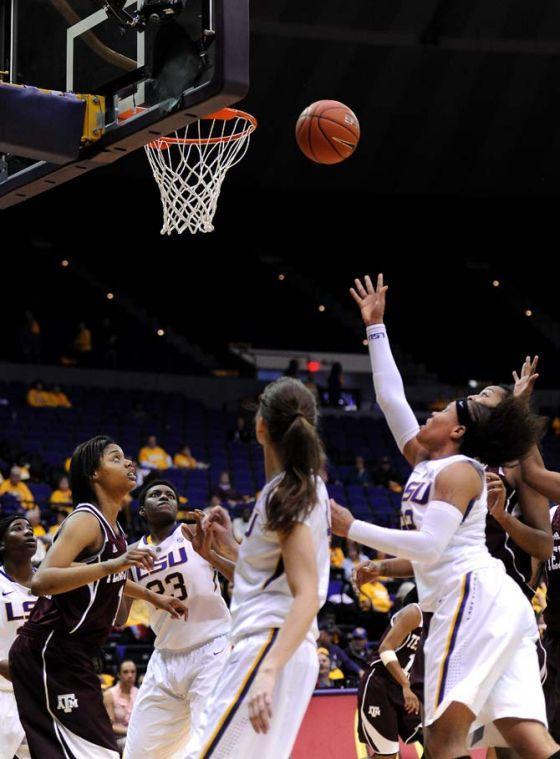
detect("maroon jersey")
[24,503,127,647]
[545,505,560,634]
[369,604,423,683]
[485,467,534,600]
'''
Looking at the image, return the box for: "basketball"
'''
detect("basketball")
[295,100,360,164]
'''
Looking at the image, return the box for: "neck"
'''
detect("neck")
[149,521,176,545]
[264,445,283,482]
[428,442,461,461]
[3,555,34,587]
[119,681,133,695]
[96,493,125,527]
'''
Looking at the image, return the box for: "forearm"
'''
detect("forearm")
[31,560,115,596]
[378,558,414,579]
[385,659,410,689]
[367,324,419,453]
[0,659,11,682]
[208,550,236,582]
[123,579,161,607]
[496,512,552,561]
[262,592,319,674]
[521,446,560,502]
[115,595,134,626]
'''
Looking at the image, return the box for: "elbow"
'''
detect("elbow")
[422,547,442,564]
[31,573,54,597]
[536,535,554,562]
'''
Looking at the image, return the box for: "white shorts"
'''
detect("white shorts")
[424,564,547,732]
[124,635,229,759]
[0,688,28,759]
[185,629,319,759]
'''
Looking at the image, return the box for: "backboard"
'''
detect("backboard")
[0,0,249,208]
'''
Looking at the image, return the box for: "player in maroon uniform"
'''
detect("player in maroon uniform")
[357,587,422,758]
[544,506,560,742]
[9,435,187,759]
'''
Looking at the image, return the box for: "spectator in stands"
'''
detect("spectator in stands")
[330,536,346,570]
[48,510,66,537]
[553,415,560,437]
[99,317,119,369]
[74,321,92,363]
[232,505,252,542]
[20,310,41,363]
[304,374,320,403]
[173,444,208,469]
[228,416,251,444]
[26,381,50,408]
[327,362,344,407]
[318,621,363,684]
[27,508,48,563]
[316,648,345,690]
[342,540,369,582]
[346,456,371,486]
[428,394,447,412]
[50,475,73,513]
[284,358,300,378]
[103,660,139,753]
[356,577,393,641]
[138,435,172,470]
[0,466,35,509]
[48,385,72,408]
[346,627,372,670]
[373,456,404,491]
[209,471,243,507]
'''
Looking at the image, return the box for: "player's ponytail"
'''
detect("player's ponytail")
[70,435,115,507]
[259,377,326,533]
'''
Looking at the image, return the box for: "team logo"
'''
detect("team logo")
[57,694,79,713]
[368,706,381,718]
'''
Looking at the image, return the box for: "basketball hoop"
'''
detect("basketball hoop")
[145,107,257,235]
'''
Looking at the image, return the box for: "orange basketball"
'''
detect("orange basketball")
[295,100,360,165]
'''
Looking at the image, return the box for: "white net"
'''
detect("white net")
[145,109,256,235]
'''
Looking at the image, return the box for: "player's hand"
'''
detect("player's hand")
[149,593,188,620]
[403,685,420,715]
[247,666,276,734]
[352,560,383,595]
[486,472,507,525]
[513,355,539,402]
[350,273,388,327]
[105,547,155,574]
[206,506,239,559]
[182,510,213,562]
[0,659,11,682]
[329,499,355,538]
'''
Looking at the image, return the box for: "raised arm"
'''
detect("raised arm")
[350,274,425,467]
[31,512,155,596]
[331,463,481,561]
[246,522,321,735]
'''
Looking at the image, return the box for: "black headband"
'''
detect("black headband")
[455,399,472,428]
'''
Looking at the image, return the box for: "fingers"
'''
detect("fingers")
[248,693,272,734]
[377,273,384,292]
[364,274,374,294]
[349,287,363,305]
[354,278,368,299]
[128,549,155,571]
[512,370,519,383]
[181,523,196,541]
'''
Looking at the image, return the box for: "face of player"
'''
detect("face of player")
[468,385,509,409]
[119,661,137,686]
[0,518,36,559]
[141,484,178,526]
[416,402,465,452]
[92,444,136,497]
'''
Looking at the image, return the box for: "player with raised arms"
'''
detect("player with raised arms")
[0,515,38,758]
[123,479,231,758]
[329,274,559,759]
[9,435,187,758]
[184,377,331,759]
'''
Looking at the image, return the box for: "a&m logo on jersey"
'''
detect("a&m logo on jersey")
[368,705,381,718]
[57,694,79,713]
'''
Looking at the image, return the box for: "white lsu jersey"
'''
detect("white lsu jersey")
[0,567,37,693]
[400,454,497,613]
[131,525,230,651]
[230,473,331,644]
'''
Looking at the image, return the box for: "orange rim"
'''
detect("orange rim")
[146,108,257,149]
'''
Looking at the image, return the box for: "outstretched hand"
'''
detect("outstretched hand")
[181,510,214,562]
[350,273,388,327]
[512,355,539,402]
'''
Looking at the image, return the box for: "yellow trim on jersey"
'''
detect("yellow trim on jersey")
[200,629,276,758]
[434,573,468,709]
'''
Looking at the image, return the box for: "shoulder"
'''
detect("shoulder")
[435,459,483,488]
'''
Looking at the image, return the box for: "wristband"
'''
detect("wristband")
[380,650,398,667]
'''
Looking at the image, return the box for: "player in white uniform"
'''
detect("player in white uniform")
[185,377,331,759]
[124,480,231,759]
[0,515,38,759]
[329,273,560,759]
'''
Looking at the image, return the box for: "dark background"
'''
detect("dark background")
[2,0,560,386]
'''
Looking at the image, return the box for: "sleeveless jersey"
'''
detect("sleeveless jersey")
[545,505,560,634]
[24,503,127,646]
[130,524,230,650]
[230,473,331,644]
[0,566,37,692]
[401,454,496,613]
[369,603,423,683]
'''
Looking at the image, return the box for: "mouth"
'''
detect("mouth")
[127,471,137,482]
[25,537,37,547]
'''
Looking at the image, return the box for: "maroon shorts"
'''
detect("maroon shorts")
[9,628,118,759]
[357,665,422,754]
